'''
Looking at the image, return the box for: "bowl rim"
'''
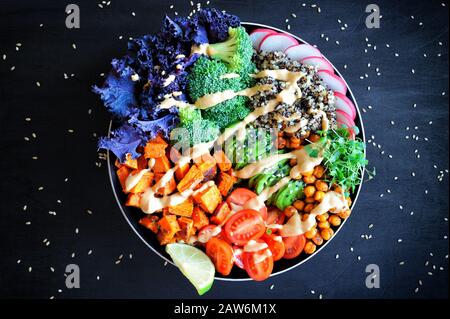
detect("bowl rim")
[106,21,366,282]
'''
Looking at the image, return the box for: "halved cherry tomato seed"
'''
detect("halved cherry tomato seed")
[224,209,266,246]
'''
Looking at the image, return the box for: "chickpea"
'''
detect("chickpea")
[277,130,284,137]
[301,213,310,221]
[304,241,317,254]
[305,197,316,204]
[304,227,317,239]
[276,137,286,149]
[328,215,341,227]
[304,185,316,198]
[314,190,325,202]
[309,134,320,143]
[338,209,352,219]
[315,180,329,192]
[318,221,330,229]
[302,171,314,179]
[303,174,316,184]
[283,206,298,218]
[312,232,324,246]
[304,204,315,213]
[320,228,334,241]
[293,200,305,211]
[313,165,325,178]
[289,158,297,167]
[316,213,329,222]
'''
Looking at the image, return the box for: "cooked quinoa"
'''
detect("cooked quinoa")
[249,50,336,138]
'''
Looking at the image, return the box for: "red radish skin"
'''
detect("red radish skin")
[284,44,321,61]
[334,92,356,120]
[318,70,347,95]
[249,29,277,49]
[259,33,299,52]
[301,56,334,72]
[336,110,356,140]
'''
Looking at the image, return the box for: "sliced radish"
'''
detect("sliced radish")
[249,29,277,49]
[284,44,321,61]
[251,28,278,34]
[317,70,347,95]
[259,33,299,52]
[336,110,356,139]
[301,56,334,72]
[334,92,356,120]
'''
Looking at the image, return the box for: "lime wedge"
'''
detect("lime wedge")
[166,243,215,295]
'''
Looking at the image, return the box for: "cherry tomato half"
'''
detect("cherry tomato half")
[227,188,268,220]
[224,209,266,246]
[242,241,274,281]
[262,233,286,261]
[282,234,306,259]
[205,237,234,276]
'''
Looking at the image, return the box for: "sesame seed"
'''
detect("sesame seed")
[72,43,77,50]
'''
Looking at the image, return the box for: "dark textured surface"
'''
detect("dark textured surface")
[0,0,448,299]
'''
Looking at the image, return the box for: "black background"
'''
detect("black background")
[0,0,448,299]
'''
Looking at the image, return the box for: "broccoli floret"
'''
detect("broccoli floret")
[171,119,219,146]
[187,56,244,100]
[178,105,202,126]
[207,27,253,73]
[202,96,250,130]
[187,56,251,130]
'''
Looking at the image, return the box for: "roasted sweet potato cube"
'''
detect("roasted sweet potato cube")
[213,150,232,172]
[192,183,222,213]
[129,170,154,193]
[192,206,209,229]
[177,217,194,242]
[154,173,176,195]
[195,153,216,174]
[125,193,142,208]
[153,155,172,173]
[137,155,148,170]
[177,166,203,193]
[211,202,232,225]
[123,153,139,169]
[175,163,190,181]
[139,215,159,233]
[157,215,180,245]
[217,171,236,197]
[116,166,131,191]
[144,135,168,159]
[167,198,194,217]
[115,158,123,169]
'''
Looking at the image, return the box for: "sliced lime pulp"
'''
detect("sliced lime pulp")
[166,243,215,295]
